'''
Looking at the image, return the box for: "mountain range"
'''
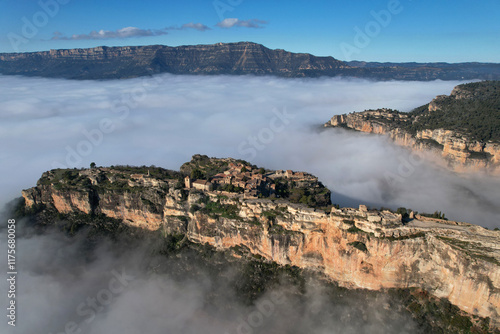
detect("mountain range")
[1,42,499,80]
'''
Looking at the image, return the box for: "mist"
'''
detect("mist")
[0,74,498,229]
[0,218,420,334]
[1,74,499,333]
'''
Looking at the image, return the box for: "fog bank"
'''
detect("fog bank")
[0,74,498,227]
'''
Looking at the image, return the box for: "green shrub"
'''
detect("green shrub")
[405,81,500,143]
[201,200,240,220]
[261,210,278,222]
[347,226,362,233]
[189,204,201,214]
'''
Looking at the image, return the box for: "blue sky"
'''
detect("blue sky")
[0,0,499,62]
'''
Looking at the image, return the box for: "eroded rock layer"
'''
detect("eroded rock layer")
[324,82,500,174]
[21,164,500,325]
[1,42,499,80]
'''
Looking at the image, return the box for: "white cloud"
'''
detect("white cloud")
[52,26,169,40]
[216,18,268,28]
[181,22,211,31]
[0,73,497,332]
[51,22,212,41]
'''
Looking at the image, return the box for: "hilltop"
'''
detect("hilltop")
[15,155,500,331]
[325,81,500,174]
[1,42,499,80]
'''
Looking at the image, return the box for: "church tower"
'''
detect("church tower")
[184,176,192,189]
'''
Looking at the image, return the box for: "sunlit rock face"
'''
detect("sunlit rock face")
[21,165,500,325]
[325,83,500,175]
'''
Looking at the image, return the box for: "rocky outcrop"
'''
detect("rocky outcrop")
[325,82,500,175]
[325,111,500,173]
[21,165,500,326]
[1,42,499,80]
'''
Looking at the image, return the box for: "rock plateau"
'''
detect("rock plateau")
[20,157,500,327]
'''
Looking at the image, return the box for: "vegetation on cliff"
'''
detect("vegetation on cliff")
[328,81,500,143]
[8,200,499,334]
[324,81,500,173]
[404,81,500,142]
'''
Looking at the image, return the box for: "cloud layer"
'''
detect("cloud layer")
[0,74,498,228]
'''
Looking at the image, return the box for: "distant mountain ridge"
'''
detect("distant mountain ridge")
[1,42,499,80]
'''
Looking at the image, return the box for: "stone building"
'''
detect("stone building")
[192,180,213,191]
[185,176,192,189]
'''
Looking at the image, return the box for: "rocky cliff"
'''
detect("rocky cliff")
[0,42,346,80]
[325,82,500,174]
[1,42,499,80]
[20,160,500,327]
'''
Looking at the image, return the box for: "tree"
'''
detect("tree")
[241,166,247,173]
[90,162,96,169]
[396,207,408,215]
[191,169,204,180]
[396,207,410,221]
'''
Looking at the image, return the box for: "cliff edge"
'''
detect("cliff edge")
[324,81,500,174]
[19,156,500,327]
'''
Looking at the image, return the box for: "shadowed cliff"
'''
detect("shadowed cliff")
[1,42,499,80]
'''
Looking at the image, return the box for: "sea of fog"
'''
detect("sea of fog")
[0,74,499,228]
[1,73,499,334]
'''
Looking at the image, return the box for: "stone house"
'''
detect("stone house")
[192,180,213,191]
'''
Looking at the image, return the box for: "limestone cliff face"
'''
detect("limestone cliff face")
[188,201,500,323]
[2,42,499,80]
[325,110,500,174]
[0,42,347,80]
[21,167,500,325]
